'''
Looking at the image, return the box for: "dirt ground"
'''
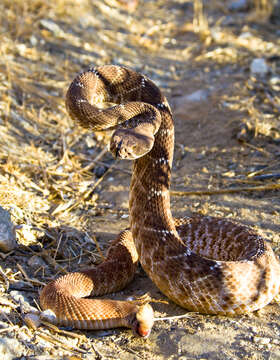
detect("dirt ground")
[0,0,280,359]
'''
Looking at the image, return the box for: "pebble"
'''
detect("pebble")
[270,76,280,91]
[253,336,271,345]
[40,309,57,323]
[174,90,210,116]
[28,255,46,268]
[94,165,107,178]
[39,19,65,38]
[183,89,210,103]
[85,135,97,148]
[0,206,17,252]
[228,0,249,11]
[250,58,269,76]
[29,35,38,46]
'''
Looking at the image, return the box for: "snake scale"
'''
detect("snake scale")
[40,65,280,337]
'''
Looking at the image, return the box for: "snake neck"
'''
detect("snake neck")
[129,105,183,259]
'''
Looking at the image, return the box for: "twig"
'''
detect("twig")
[247,160,279,178]
[250,173,280,181]
[171,183,280,197]
[85,232,105,261]
[16,263,46,287]
[0,325,18,334]
[41,249,69,275]
[37,330,89,355]
[0,311,14,326]
[154,312,198,322]
[239,140,271,157]
[80,146,108,173]
[53,233,63,260]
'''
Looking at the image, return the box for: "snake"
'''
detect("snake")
[39,65,280,337]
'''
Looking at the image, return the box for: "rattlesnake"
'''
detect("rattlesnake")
[40,65,280,336]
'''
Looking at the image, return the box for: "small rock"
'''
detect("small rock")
[254,336,271,345]
[0,206,17,252]
[16,44,27,56]
[29,35,38,46]
[39,19,65,37]
[228,0,249,11]
[9,281,27,290]
[85,135,96,148]
[239,31,253,39]
[174,89,209,106]
[184,89,210,103]
[94,166,107,178]
[28,255,46,268]
[174,90,210,116]
[270,76,280,91]
[250,58,269,76]
[94,329,115,337]
[40,309,57,323]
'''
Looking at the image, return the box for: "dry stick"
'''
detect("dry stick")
[0,325,18,334]
[154,312,198,322]
[247,159,280,178]
[41,321,86,340]
[1,311,14,326]
[81,146,108,173]
[85,231,105,261]
[40,313,102,357]
[80,146,131,175]
[171,183,280,197]
[94,159,131,174]
[53,233,63,261]
[41,249,69,275]
[241,140,271,157]
[37,330,88,355]
[16,264,46,287]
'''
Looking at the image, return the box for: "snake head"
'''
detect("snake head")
[110,128,154,160]
[131,303,154,337]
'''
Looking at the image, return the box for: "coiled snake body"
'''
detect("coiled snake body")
[40,65,280,336]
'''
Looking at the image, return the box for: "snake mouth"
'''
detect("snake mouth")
[137,327,151,338]
[133,322,152,337]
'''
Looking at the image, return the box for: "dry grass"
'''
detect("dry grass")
[0,0,103,235]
